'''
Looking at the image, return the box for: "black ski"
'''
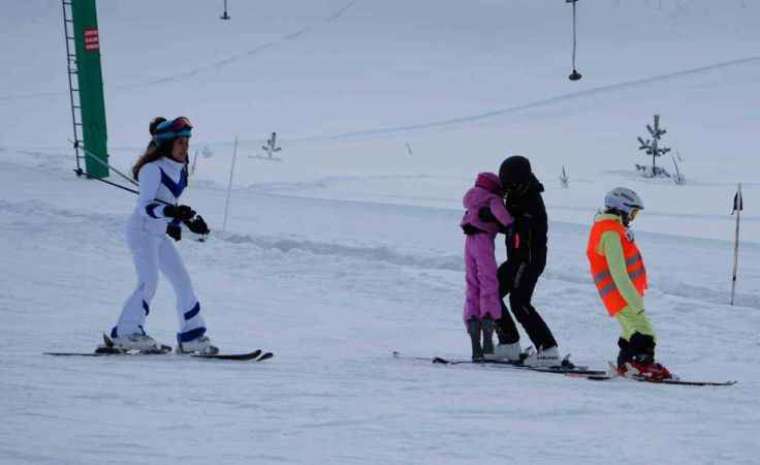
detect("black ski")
[45,349,273,361]
[46,335,272,361]
[434,356,607,376]
[191,350,274,362]
[635,378,737,387]
[393,351,607,376]
[46,337,172,356]
[45,350,170,357]
[569,362,737,386]
[45,351,122,357]
[578,373,737,386]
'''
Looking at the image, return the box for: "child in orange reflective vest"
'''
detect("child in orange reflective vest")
[586,187,671,380]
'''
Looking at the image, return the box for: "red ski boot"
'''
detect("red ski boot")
[622,361,673,381]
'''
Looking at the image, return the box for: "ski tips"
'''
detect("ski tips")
[191,350,273,361]
[256,352,274,362]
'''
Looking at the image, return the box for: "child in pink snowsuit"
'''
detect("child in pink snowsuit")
[460,172,513,359]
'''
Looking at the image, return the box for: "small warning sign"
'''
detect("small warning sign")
[84,28,100,52]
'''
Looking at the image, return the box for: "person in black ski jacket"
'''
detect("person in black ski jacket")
[481,155,561,366]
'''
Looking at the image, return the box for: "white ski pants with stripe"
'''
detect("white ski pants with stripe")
[112,223,207,343]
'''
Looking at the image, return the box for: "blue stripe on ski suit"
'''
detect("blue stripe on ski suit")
[160,167,187,198]
[177,326,206,343]
[145,203,163,219]
[183,302,200,321]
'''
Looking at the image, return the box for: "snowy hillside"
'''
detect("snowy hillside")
[2,1,760,464]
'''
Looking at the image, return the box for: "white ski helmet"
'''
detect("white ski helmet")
[604,187,644,215]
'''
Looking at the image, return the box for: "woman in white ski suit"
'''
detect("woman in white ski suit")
[110,116,216,354]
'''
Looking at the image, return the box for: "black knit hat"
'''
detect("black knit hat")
[499,155,532,187]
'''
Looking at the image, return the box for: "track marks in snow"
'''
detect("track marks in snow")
[220,232,461,271]
[1,193,756,313]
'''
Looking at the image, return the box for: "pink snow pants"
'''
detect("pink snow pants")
[463,233,502,322]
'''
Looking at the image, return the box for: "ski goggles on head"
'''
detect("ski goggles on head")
[154,116,193,141]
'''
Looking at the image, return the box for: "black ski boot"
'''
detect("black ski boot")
[481,317,495,356]
[624,332,672,380]
[467,318,484,361]
[628,332,656,364]
[616,337,632,370]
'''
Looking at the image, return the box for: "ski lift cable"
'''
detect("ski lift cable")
[279,56,760,143]
[0,0,362,104]
[114,0,361,93]
[20,54,758,151]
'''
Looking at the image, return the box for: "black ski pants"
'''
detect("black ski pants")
[496,260,558,351]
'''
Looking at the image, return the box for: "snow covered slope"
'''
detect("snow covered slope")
[1,1,760,464]
[2,148,760,465]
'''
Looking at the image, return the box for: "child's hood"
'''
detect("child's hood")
[463,172,503,208]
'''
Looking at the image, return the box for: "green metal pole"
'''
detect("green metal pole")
[72,0,108,178]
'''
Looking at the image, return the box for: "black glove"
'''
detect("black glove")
[184,215,210,235]
[163,204,195,221]
[166,223,182,241]
[461,224,482,236]
[478,206,497,223]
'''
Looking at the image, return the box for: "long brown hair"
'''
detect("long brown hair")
[132,139,175,180]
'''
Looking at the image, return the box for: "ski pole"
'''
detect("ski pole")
[81,171,172,206]
[70,141,138,187]
[81,171,208,242]
[69,142,169,206]
[82,173,141,197]
[82,143,195,186]
[222,136,238,233]
[71,141,207,240]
